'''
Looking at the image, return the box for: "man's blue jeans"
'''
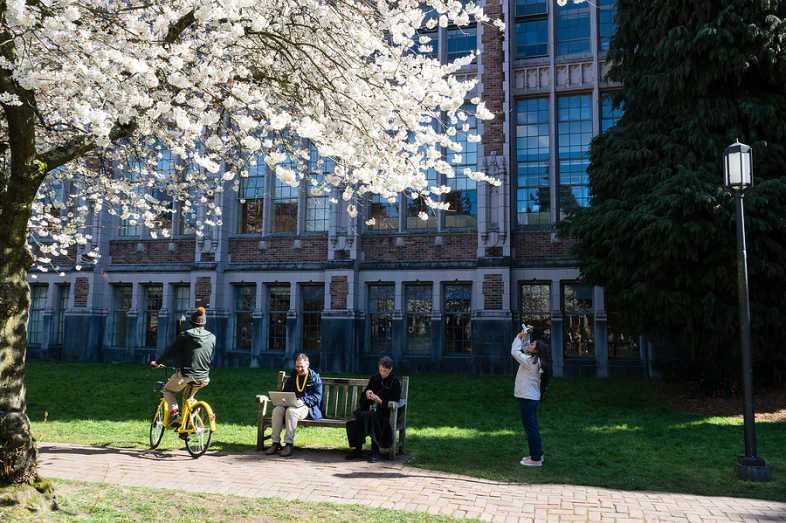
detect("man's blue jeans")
[518,398,542,461]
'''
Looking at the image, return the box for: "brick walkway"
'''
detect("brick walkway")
[39,442,784,522]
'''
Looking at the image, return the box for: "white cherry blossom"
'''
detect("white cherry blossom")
[2,0,503,269]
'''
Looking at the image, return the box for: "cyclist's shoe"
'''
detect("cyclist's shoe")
[265,443,281,455]
[281,444,294,457]
[167,412,182,430]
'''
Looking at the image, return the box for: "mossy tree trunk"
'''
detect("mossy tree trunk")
[0,6,48,487]
[0,8,135,509]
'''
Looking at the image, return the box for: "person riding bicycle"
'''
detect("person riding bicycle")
[150,307,215,429]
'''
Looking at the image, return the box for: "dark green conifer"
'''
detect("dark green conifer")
[557,0,786,357]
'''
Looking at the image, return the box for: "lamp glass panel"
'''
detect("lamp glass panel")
[727,151,742,186]
[741,152,752,186]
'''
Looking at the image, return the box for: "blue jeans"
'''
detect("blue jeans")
[518,398,542,461]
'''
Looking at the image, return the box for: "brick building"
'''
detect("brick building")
[26,0,654,378]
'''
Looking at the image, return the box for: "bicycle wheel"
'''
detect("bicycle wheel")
[184,405,213,458]
[149,403,166,449]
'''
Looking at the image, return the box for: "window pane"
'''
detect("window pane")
[557,1,590,54]
[302,286,324,351]
[174,286,190,336]
[369,194,399,230]
[515,19,548,58]
[607,292,639,358]
[56,285,69,345]
[406,120,440,230]
[268,286,290,352]
[601,95,624,133]
[446,25,477,63]
[599,3,617,51]
[406,285,432,355]
[234,285,255,350]
[240,155,265,233]
[447,104,478,228]
[515,0,547,17]
[521,283,551,347]
[369,285,395,353]
[27,286,48,345]
[306,145,331,232]
[143,285,163,347]
[113,286,132,347]
[444,285,471,355]
[118,160,142,237]
[563,284,594,357]
[273,151,298,233]
[516,98,551,226]
[558,95,592,216]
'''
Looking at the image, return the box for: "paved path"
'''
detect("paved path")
[39,442,784,522]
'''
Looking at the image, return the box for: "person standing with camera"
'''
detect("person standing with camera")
[512,324,551,466]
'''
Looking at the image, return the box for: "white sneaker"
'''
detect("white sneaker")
[520,454,544,464]
[520,457,543,467]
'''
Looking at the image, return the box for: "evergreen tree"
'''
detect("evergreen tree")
[557,0,786,358]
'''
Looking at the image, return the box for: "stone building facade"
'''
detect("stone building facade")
[26,0,655,378]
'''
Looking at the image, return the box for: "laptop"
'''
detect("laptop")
[269,391,301,407]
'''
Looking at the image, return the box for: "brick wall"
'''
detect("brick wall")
[109,240,196,264]
[31,244,78,266]
[512,231,578,259]
[195,277,211,309]
[229,237,328,263]
[483,273,503,310]
[330,276,348,309]
[480,1,505,156]
[363,234,476,262]
[74,277,89,307]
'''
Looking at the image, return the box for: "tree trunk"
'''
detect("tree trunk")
[0,241,57,511]
[0,241,36,484]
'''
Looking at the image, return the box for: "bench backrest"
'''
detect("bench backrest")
[274,371,409,420]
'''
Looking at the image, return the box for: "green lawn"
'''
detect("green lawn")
[24,360,785,501]
[6,480,479,523]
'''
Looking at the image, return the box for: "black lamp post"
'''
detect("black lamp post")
[722,140,771,482]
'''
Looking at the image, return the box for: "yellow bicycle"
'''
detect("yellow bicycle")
[150,365,216,458]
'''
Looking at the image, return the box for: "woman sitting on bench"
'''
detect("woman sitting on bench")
[344,356,401,462]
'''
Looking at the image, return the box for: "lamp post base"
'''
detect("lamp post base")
[734,457,771,482]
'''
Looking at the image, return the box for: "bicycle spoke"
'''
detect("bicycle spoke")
[185,404,213,458]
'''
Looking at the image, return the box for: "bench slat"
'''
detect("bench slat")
[331,384,339,417]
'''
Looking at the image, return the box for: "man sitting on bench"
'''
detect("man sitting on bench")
[265,353,325,457]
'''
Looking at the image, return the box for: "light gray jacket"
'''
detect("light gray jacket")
[511,332,543,400]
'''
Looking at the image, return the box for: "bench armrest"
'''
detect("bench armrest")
[386,398,406,409]
[256,394,271,418]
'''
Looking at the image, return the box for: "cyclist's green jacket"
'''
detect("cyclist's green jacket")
[156,328,216,381]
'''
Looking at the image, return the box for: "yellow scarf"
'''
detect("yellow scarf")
[296,370,308,392]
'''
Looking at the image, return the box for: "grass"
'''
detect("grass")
[4,479,479,522]
[24,360,785,501]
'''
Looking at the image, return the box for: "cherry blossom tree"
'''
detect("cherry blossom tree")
[0,0,500,508]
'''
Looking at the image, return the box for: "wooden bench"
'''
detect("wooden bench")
[256,371,409,460]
